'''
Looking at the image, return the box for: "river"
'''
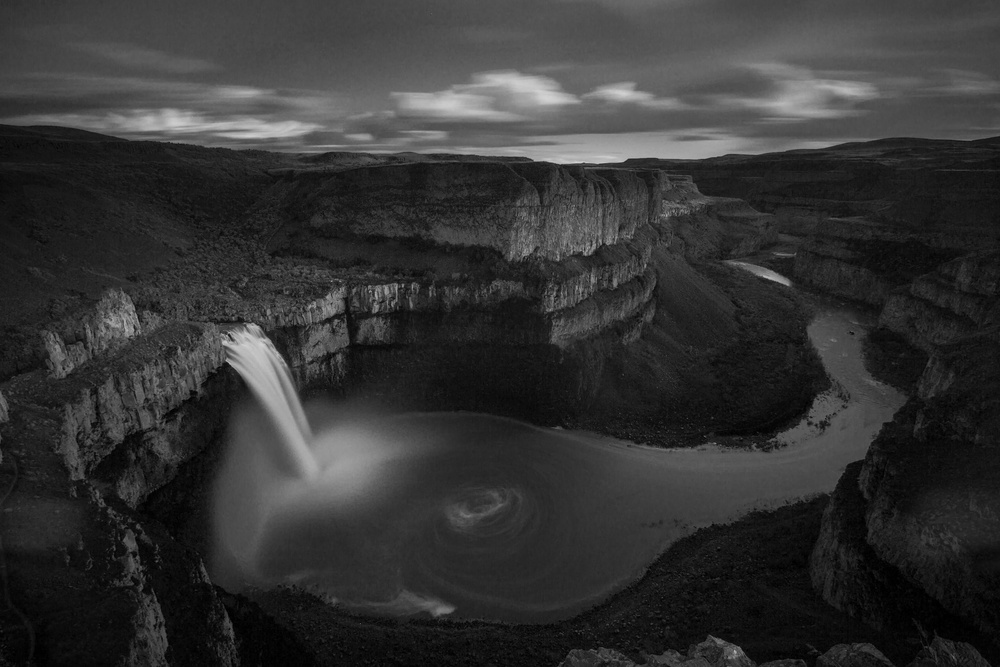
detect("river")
[211,264,905,624]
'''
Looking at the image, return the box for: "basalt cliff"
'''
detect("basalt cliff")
[0,126,821,666]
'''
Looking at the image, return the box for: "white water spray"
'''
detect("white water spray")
[221,325,318,479]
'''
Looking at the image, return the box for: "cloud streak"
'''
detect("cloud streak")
[713,64,881,121]
[392,71,579,123]
[71,42,221,74]
[0,73,338,147]
[342,65,884,149]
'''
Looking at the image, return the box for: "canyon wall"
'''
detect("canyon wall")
[626,138,1000,307]
[273,161,668,262]
[808,250,1000,646]
[779,183,1000,652]
[623,137,1000,655]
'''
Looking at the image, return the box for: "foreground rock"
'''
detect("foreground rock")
[558,635,991,667]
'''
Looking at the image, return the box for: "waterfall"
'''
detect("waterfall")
[222,324,319,480]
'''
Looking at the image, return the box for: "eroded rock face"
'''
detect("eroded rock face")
[879,250,1000,351]
[807,250,1000,643]
[0,412,238,667]
[638,139,1000,313]
[790,219,962,307]
[812,348,1000,650]
[859,417,1000,642]
[41,289,142,379]
[273,161,668,262]
[632,138,1000,240]
[809,461,957,633]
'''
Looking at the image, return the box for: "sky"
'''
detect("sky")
[1,0,999,162]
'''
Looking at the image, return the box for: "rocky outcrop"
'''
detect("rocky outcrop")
[809,461,960,633]
[626,137,1000,242]
[558,635,991,667]
[658,176,777,260]
[794,245,893,305]
[810,249,1000,639]
[791,219,963,307]
[913,334,1000,446]
[4,323,226,497]
[811,341,1000,651]
[0,388,8,449]
[857,403,1000,642]
[879,250,1000,351]
[627,138,999,309]
[40,289,142,379]
[269,161,668,262]
[0,410,239,666]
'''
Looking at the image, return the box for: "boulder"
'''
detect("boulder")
[817,643,895,667]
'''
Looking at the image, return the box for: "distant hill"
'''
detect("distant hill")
[0,124,128,142]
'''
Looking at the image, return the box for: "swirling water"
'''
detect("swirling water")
[212,268,904,624]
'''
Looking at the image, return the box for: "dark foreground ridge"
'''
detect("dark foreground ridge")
[0,127,998,665]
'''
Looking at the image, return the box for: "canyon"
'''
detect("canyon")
[631,142,1000,655]
[0,125,998,666]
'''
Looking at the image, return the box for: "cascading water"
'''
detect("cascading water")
[213,288,905,623]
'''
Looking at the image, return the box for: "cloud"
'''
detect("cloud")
[0,74,337,116]
[10,108,319,140]
[929,69,1000,97]
[581,82,688,110]
[359,71,694,142]
[392,70,579,124]
[0,73,339,148]
[71,41,221,74]
[714,63,880,121]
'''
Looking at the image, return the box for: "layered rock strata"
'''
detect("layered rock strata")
[0,324,239,665]
[792,221,965,306]
[879,250,1000,350]
[623,138,1000,308]
[271,161,668,262]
